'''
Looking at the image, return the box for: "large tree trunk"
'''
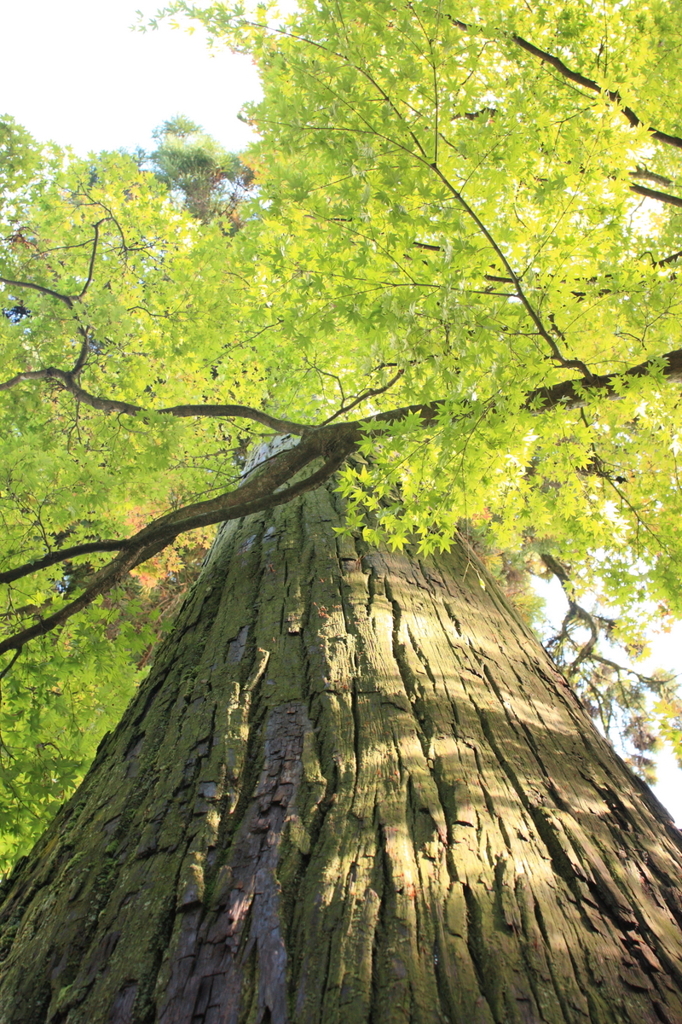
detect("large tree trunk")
[2,481,682,1024]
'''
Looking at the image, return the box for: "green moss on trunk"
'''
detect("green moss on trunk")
[1,482,682,1023]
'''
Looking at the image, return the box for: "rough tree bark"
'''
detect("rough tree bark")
[1,479,682,1024]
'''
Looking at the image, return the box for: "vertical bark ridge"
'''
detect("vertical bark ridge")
[0,481,681,1023]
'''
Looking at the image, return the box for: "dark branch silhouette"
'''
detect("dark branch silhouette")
[509,34,682,151]
[428,162,595,379]
[0,219,108,309]
[0,429,356,658]
[0,275,77,309]
[0,540,126,586]
[0,367,311,435]
[3,345,682,662]
[630,184,682,209]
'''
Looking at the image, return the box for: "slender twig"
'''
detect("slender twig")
[246,19,430,159]
[321,368,404,425]
[428,163,594,378]
[0,218,108,309]
[591,652,676,687]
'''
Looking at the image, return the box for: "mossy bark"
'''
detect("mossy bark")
[1,482,682,1024]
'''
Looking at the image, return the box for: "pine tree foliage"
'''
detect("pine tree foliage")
[1,0,682,866]
[147,114,254,224]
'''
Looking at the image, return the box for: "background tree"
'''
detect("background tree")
[146,114,254,225]
[1,0,682,1016]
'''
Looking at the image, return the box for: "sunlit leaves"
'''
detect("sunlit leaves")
[4,0,682,851]
[173,0,682,610]
[0,136,272,858]
[162,0,682,768]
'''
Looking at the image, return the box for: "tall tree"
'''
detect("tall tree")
[2,0,682,1018]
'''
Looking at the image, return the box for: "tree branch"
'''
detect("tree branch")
[0,219,109,310]
[509,34,682,151]
[428,162,594,378]
[590,652,675,688]
[0,367,311,435]
[654,249,682,267]
[526,348,682,411]
[0,428,356,657]
[71,330,92,375]
[76,219,106,299]
[360,347,682,435]
[443,15,682,150]
[0,276,76,309]
[159,403,308,433]
[320,368,404,425]
[630,184,682,209]
[0,540,126,586]
[3,344,682,660]
[0,648,22,683]
[630,167,674,188]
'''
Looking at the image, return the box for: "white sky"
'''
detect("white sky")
[0,0,262,156]
[2,0,681,823]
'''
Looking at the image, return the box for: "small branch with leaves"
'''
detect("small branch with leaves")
[0,219,107,309]
[538,551,676,777]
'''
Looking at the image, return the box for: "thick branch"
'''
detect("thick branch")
[159,404,308,433]
[0,276,76,309]
[630,184,682,209]
[510,35,682,151]
[0,540,126,586]
[0,428,357,657]
[0,367,310,435]
[360,348,682,436]
[630,168,674,188]
[539,551,570,583]
[526,348,682,410]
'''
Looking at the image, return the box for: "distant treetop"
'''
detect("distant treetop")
[147,115,254,224]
